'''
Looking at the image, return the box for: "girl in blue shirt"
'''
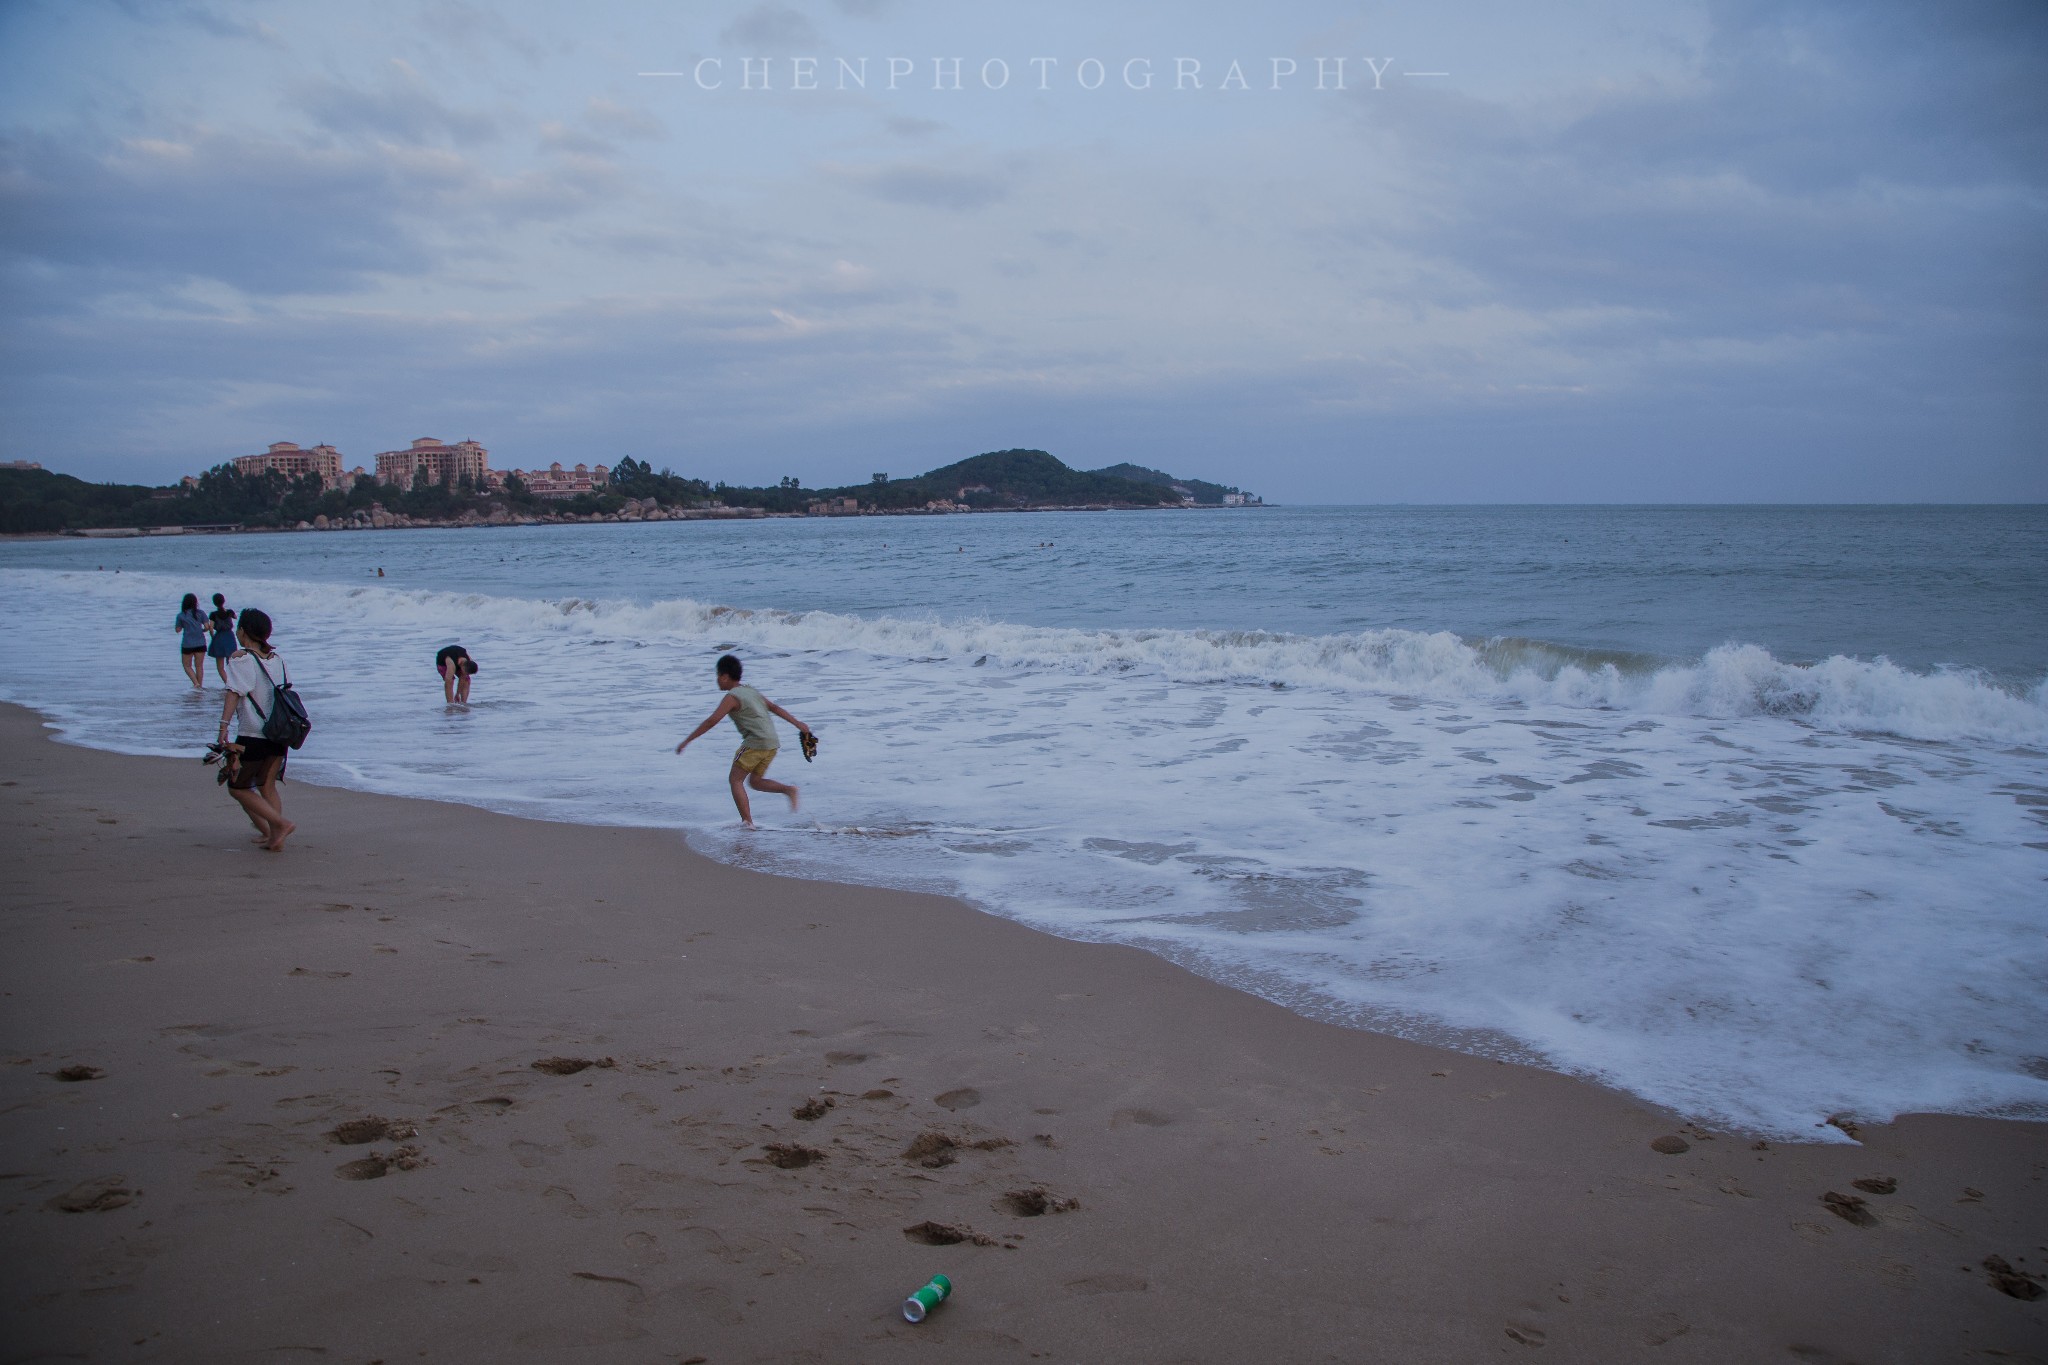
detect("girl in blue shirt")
[175,593,209,689]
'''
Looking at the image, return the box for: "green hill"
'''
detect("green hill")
[820,449,1182,510]
[1088,462,1242,506]
[0,467,170,533]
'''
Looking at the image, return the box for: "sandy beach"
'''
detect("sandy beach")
[1,702,2042,1363]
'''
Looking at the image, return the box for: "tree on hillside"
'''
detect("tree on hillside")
[610,456,714,506]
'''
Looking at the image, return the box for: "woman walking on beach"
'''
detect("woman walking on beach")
[174,593,209,688]
[205,593,237,684]
[215,608,296,852]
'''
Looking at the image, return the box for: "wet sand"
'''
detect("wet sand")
[1,702,2043,1362]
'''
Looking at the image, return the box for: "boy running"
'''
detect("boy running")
[674,654,812,828]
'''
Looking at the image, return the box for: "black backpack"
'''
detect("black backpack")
[250,655,312,750]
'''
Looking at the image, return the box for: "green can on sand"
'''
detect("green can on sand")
[902,1273,951,1323]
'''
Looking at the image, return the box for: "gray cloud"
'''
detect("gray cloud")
[720,5,822,52]
[295,63,500,146]
[0,131,439,296]
[0,124,619,298]
[884,115,946,140]
[1322,0,2048,435]
[834,160,1012,210]
[581,98,666,142]
[110,0,281,46]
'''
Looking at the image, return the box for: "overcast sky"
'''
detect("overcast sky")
[1,0,2041,501]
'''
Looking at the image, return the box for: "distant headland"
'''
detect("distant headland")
[0,445,1260,536]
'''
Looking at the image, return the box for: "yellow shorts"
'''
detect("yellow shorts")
[733,747,778,775]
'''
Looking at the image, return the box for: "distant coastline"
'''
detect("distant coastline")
[0,448,1260,537]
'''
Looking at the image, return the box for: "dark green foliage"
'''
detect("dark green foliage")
[1089,462,1242,506]
[396,474,456,520]
[610,457,713,507]
[821,449,1180,510]
[715,479,813,514]
[182,463,292,523]
[0,467,168,532]
[501,472,540,508]
[561,490,626,516]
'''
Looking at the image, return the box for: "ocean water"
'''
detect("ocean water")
[3,505,2045,1140]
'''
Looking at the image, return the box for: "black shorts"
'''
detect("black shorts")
[181,645,206,655]
[228,737,287,790]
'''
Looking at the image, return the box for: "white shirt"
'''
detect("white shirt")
[221,650,288,738]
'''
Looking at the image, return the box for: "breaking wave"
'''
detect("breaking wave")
[212,576,2048,746]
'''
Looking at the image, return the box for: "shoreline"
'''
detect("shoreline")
[3,501,1269,540]
[2,702,2043,1359]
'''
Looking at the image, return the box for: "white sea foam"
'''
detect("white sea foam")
[86,570,2042,740]
[6,565,2046,1140]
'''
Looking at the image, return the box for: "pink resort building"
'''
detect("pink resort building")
[375,437,491,488]
[235,442,344,489]
[486,461,610,499]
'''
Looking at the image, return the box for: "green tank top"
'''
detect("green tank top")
[726,684,778,750]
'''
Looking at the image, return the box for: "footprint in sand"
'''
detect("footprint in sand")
[287,968,351,980]
[824,1051,870,1065]
[1110,1108,1173,1128]
[330,1116,416,1145]
[996,1188,1079,1217]
[197,1161,288,1194]
[511,1140,555,1169]
[901,1131,1017,1169]
[48,1176,135,1212]
[757,1143,825,1170]
[335,1147,428,1180]
[532,1056,615,1076]
[903,1220,1000,1247]
[51,1065,105,1082]
[1983,1256,2046,1301]
[934,1088,982,1111]
[1821,1191,1878,1226]
[1641,1311,1691,1346]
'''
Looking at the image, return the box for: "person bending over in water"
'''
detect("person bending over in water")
[216,608,295,852]
[673,654,811,828]
[436,644,479,703]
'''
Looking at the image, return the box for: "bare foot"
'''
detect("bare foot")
[786,786,800,814]
[739,820,757,831]
[263,821,295,852]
